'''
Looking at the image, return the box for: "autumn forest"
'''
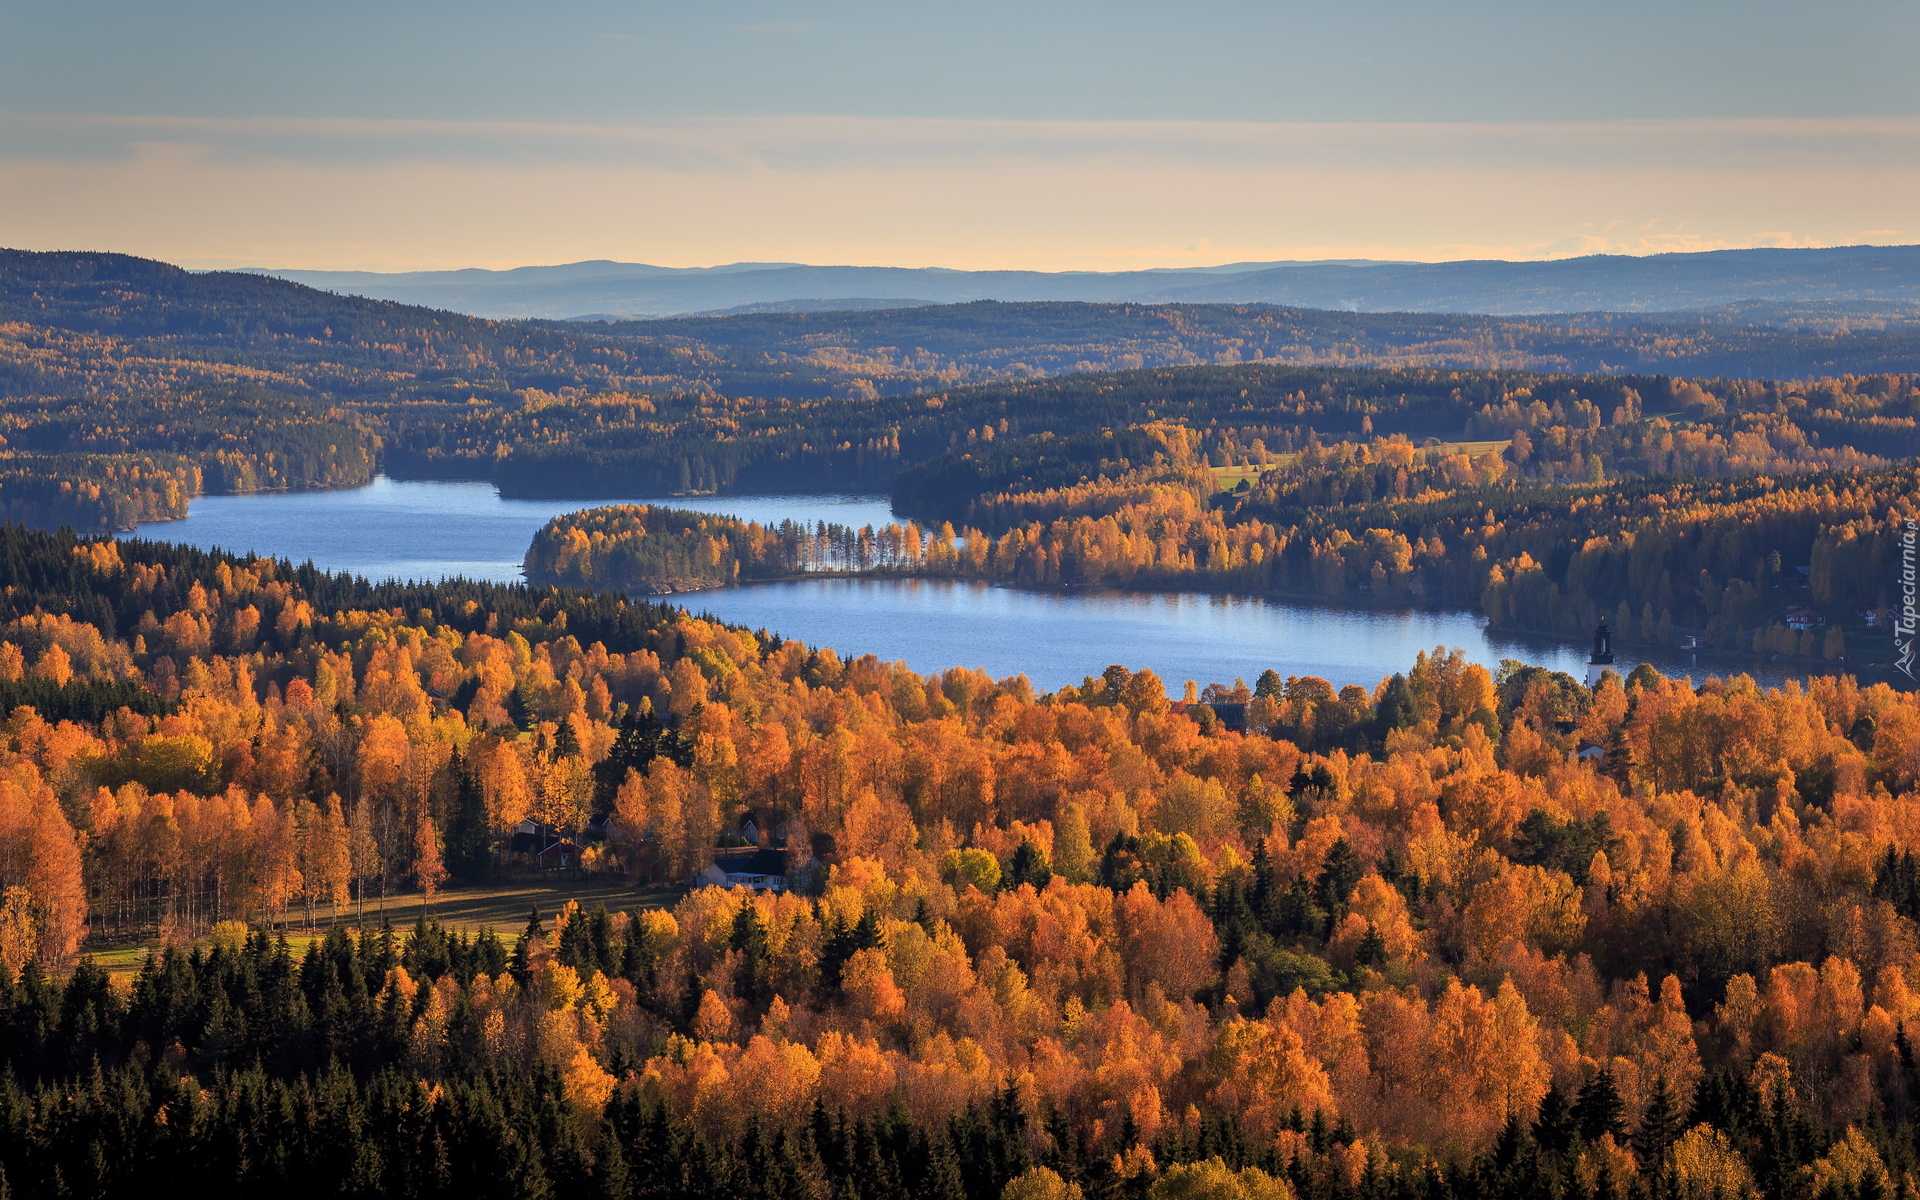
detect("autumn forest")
[2,250,1920,1199]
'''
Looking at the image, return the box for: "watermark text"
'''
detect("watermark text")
[1899,518,1917,681]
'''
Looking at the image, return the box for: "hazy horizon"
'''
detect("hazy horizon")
[11,113,1907,276]
[245,241,1916,280]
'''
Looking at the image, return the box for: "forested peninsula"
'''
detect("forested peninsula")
[526,442,1915,668]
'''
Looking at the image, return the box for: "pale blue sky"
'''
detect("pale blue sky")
[2,2,1914,269]
[8,0,1917,123]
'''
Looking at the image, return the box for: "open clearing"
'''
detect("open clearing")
[334,877,676,935]
[1208,439,1509,492]
[85,876,682,978]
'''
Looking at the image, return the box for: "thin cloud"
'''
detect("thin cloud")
[0,112,1912,272]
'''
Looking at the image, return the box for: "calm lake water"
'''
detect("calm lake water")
[130,476,895,587]
[131,476,1823,693]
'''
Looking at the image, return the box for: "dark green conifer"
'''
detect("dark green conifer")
[1314,838,1364,917]
[1533,1083,1577,1158]
[1574,1068,1626,1143]
[1007,841,1055,891]
[1634,1075,1683,1167]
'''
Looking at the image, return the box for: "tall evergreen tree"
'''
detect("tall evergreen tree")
[1574,1069,1626,1144]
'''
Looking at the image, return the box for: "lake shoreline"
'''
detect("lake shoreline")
[532,565,1891,684]
[169,475,1897,684]
[128,476,1887,692]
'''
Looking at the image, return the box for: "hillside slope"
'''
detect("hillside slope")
[266,244,1920,319]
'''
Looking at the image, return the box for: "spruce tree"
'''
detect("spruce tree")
[1533,1083,1577,1159]
[1006,841,1055,891]
[1574,1069,1626,1143]
[1634,1075,1683,1167]
[1604,726,1635,792]
[1314,838,1364,918]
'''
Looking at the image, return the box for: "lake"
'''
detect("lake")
[130,476,1822,693]
[129,476,897,586]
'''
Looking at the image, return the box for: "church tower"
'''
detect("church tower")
[1585,620,1617,687]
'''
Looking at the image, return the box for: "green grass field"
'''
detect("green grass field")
[1207,439,1508,493]
[356,877,678,934]
[1441,439,1510,456]
[1209,463,1267,491]
[83,876,683,979]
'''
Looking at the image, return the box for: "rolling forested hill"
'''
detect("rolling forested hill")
[3,249,1917,552]
[575,300,1920,388]
[265,243,1920,318]
[6,249,1918,408]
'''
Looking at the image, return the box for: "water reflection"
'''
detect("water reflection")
[128,476,895,585]
[687,577,1836,693]
[127,476,1857,693]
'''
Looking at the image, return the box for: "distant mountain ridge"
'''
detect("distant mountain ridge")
[258,245,1920,320]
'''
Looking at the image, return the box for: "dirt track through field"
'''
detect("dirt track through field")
[315,878,680,935]
[87,878,681,977]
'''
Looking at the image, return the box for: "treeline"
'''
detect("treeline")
[7,386,379,489]
[892,424,1222,522]
[0,387,379,528]
[472,363,1864,509]
[523,505,924,593]
[894,373,1911,528]
[384,361,1513,501]
[533,445,1913,662]
[0,453,199,531]
[586,298,1920,385]
[0,524,678,655]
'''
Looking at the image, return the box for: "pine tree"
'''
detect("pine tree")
[1372,673,1417,743]
[553,714,581,759]
[511,907,543,975]
[924,1138,967,1200]
[1249,837,1275,918]
[1491,1112,1528,1170]
[1354,922,1389,968]
[443,751,494,883]
[506,681,539,732]
[729,903,770,1005]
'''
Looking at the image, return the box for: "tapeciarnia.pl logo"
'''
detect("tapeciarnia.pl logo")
[1900,518,1918,681]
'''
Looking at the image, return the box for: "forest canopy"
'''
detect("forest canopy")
[5,517,1920,1196]
[3,249,1918,528]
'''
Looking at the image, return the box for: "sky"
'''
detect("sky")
[2,0,1915,272]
